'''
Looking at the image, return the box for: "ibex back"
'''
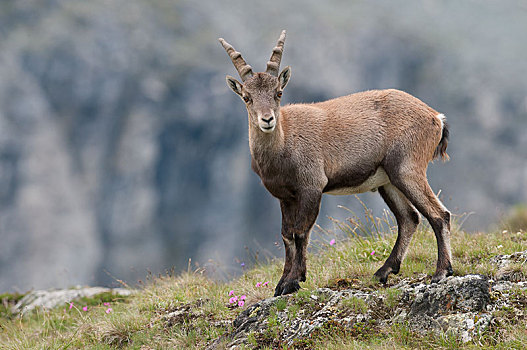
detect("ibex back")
[219,30,453,296]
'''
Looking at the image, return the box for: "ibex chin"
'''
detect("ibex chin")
[219,30,453,296]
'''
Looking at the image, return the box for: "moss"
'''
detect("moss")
[341,296,368,314]
[294,289,317,306]
[77,291,130,307]
[250,311,286,349]
[0,292,26,319]
[288,303,301,319]
[274,298,287,312]
[383,288,403,310]
[300,319,381,349]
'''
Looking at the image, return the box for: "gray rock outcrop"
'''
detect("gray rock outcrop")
[209,273,526,348]
[11,287,134,315]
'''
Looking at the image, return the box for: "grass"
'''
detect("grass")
[1,208,526,349]
[501,204,527,233]
[341,296,369,314]
[0,293,25,319]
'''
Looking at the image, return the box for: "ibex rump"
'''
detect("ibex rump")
[219,30,453,296]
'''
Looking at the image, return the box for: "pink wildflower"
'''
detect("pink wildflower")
[228,290,235,296]
[82,306,88,312]
[105,308,113,314]
[69,302,74,310]
[229,296,238,304]
[103,302,111,307]
[262,281,269,287]
[256,282,262,287]
[370,250,375,256]
[330,239,336,246]
[238,300,245,307]
[240,295,247,301]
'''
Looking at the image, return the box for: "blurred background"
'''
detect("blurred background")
[0,0,526,292]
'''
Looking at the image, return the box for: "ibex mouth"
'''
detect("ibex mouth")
[260,125,276,133]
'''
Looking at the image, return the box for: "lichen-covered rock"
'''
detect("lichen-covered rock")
[389,275,496,344]
[12,287,133,314]
[490,250,527,281]
[398,274,491,341]
[410,274,489,314]
[436,312,493,343]
[490,250,527,269]
[208,270,527,348]
[208,288,383,349]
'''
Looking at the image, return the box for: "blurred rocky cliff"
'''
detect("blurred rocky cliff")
[0,0,526,291]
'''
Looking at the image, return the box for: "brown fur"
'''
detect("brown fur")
[220,32,453,296]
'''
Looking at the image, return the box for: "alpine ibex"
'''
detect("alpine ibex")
[219,30,453,296]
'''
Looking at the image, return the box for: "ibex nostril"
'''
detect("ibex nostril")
[262,116,274,124]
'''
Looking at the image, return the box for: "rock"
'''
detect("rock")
[490,250,527,269]
[401,274,490,341]
[491,280,527,292]
[208,287,384,348]
[437,312,492,343]
[162,298,208,327]
[209,270,527,348]
[490,250,527,281]
[12,287,134,315]
[389,275,495,344]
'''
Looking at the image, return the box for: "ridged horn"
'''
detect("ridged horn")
[218,37,253,81]
[266,30,286,76]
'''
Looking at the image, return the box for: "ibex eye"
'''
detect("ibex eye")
[243,96,251,103]
[276,91,283,98]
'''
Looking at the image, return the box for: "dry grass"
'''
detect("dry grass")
[501,204,527,233]
[1,208,527,349]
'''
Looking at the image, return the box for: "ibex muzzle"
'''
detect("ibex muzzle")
[220,31,453,296]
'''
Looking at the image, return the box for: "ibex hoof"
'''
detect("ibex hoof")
[274,280,300,296]
[431,265,454,283]
[373,262,400,284]
[373,269,389,284]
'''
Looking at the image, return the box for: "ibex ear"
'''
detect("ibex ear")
[226,75,243,97]
[278,66,291,89]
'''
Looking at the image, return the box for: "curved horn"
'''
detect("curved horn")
[266,30,286,76]
[218,38,253,81]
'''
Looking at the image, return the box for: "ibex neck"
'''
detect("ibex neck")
[248,121,285,160]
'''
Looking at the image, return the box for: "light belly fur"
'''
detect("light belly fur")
[326,167,390,195]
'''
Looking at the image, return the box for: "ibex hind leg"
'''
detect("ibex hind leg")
[374,184,420,284]
[389,172,453,283]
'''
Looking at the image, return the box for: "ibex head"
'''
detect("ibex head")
[219,30,291,133]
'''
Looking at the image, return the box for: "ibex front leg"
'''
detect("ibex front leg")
[274,191,321,296]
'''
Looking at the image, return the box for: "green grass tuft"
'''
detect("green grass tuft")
[1,208,527,349]
[274,298,288,312]
[341,296,368,314]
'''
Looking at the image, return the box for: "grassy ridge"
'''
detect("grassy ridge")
[1,210,526,349]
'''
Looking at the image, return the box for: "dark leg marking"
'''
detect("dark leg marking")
[374,183,420,283]
[274,191,321,296]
